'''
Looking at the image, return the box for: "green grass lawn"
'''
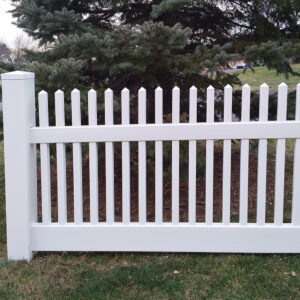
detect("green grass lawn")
[1,140,300,299]
[236,63,300,91]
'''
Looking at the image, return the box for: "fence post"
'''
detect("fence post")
[1,71,37,261]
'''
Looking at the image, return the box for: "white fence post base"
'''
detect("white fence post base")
[1,71,37,261]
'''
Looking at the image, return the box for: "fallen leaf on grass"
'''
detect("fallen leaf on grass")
[284,271,297,277]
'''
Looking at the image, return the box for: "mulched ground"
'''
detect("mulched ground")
[37,143,293,223]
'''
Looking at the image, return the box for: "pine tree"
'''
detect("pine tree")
[7,0,300,123]
[5,0,299,181]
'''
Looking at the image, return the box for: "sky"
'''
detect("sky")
[0,0,28,46]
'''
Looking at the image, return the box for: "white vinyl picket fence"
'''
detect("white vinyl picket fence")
[2,71,300,261]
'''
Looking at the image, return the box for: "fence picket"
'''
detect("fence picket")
[55,90,67,224]
[122,88,130,224]
[172,87,180,224]
[105,89,114,224]
[274,83,288,225]
[222,85,232,225]
[39,91,51,224]
[155,87,163,224]
[88,89,98,224]
[71,89,83,224]
[189,86,197,224]
[138,88,147,224]
[257,83,269,225]
[206,86,214,224]
[240,84,251,225]
[292,83,300,225]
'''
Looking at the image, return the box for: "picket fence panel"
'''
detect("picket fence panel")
[2,71,300,261]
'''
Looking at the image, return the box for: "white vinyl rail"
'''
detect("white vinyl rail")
[2,71,300,261]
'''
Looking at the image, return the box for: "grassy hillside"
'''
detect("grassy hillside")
[236,64,300,91]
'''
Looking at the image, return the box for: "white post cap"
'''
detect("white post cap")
[1,71,35,80]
